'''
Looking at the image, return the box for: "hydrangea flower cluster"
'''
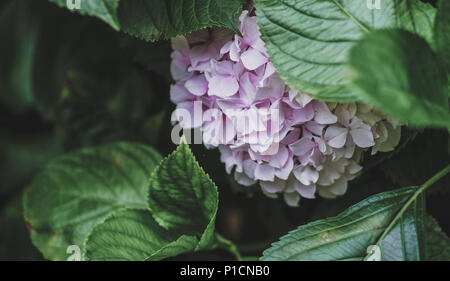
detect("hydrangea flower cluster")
[170,10,401,206]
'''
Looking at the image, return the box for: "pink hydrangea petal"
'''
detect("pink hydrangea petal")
[350,128,375,148]
[269,145,289,168]
[324,126,348,148]
[252,38,268,55]
[212,60,234,75]
[291,103,315,125]
[305,121,325,136]
[313,136,328,153]
[293,165,319,186]
[190,44,219,67]
[216,98,243,114]
[241,48,268,71]
[242,16,260,45]
[260,178,285,194]
[255,164,275,181]
[173,101,202,129]
[295,181,316,199]
[204,113,236,146]
[239,10,250,29]
[170,52,191,81]
[185,75,208,96]
[280,128,300,145]
[256,76,285,100]
[170,83,193,104]
[208,75,239,98]
[229,39,241,62]
[260,63,276,87]
[314,102,338,124]
[275,156,294,180]
[239,72,258,105]
[296,93,313,107]
[234,171,256,186]
[243,159,257,179]
[220,41,232,55]
[289,137,315,156]
[219,145,236,174]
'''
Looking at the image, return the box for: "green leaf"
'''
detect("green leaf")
[148,141,218,247]
[425,215,450,261]
[261,186,426,261]
[49,0,245,41]
[254,0,436,101]
[119,0,245,41]
[49,0,120,30]
[84,208,198,261]
[347,29,450,129]
[84,141,219,260]
[23,142,162,260]
[435,0,450,72]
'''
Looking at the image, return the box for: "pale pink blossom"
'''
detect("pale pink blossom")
[169,10,401,206]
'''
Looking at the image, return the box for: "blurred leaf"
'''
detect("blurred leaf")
[425,215,450,261]
[0,196,43,261]
[435,0,450,72]
[23,142,162,260]
[348,29,449,129]
[56,66,167,149]
[254,0,436,101]
[0,131,61,197]
[0,0,172,120]
[262,186,426,261]
[0,0,76,115]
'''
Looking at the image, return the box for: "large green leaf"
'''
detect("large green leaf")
[23,142,162,260]
[49,0,120,30]
[49,0,245,41]
[348,29,449,129]
[261,186,426,261]
[84,208,199,261]
[84,141,219,260]
[254,0,436,101]
[435,0,450,72]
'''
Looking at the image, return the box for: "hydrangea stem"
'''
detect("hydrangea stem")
[372,164,450,251]
[215,233,243,261]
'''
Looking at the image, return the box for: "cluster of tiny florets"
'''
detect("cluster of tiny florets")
[170,10,401,206]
